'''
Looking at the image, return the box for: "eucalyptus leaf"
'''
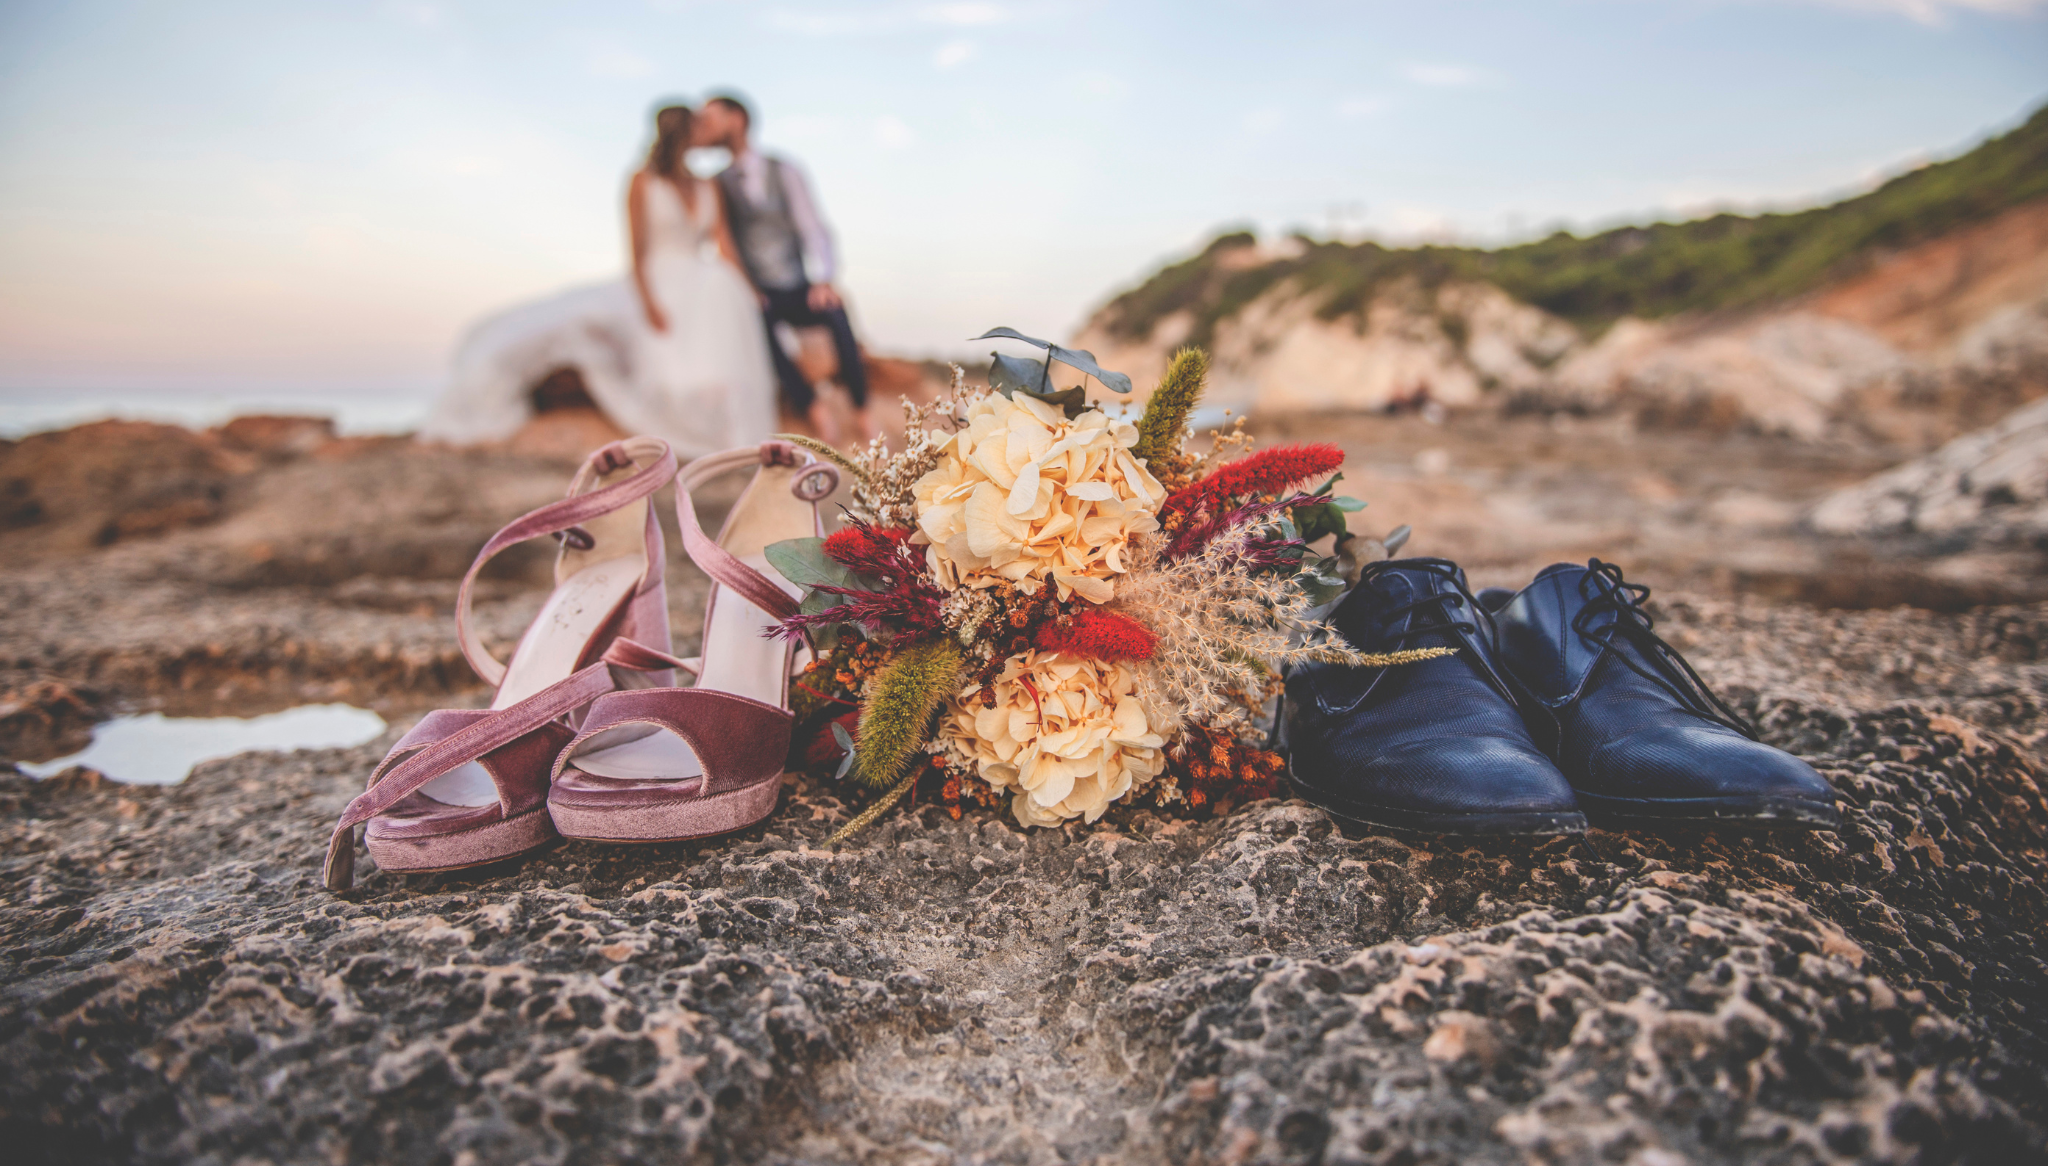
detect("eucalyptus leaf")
[799,588,846,617]
[974,326,1133,394]
[1296,559,1351,608]
[1034,386,1091,417]
[1383,524,1412,555]
[830,721,857,782]
[765,537,871,592]
[988,351,1054,396]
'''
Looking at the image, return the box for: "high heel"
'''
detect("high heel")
[546,440,838,843]
[323,438,690,890]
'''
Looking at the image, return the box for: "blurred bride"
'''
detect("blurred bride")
[421,104,775,456]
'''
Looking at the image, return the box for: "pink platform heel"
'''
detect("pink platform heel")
[323,438,690,890]
[546,440,838,843]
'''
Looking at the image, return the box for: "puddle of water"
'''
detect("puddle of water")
[20,704,387,785]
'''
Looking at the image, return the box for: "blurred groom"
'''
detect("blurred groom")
[696,94,875,442]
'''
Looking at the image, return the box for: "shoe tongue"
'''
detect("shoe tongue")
[1332,560,1469,652]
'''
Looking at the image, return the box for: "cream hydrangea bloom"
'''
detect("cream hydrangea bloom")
[912,392,1164,604]
[942,650,1167,827]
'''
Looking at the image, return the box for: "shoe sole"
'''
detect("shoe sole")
[1288,777,1587,837]
[549,773,782,844]
[1574,792,1842,832]
[364,804,558,876]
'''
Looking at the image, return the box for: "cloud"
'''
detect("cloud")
[935,39,978,69]
[923,2,1010,25]
[1809,0,2045,21]
[874,115,917,149]
[769,2,1015,37]
[386,2,446,28]
[1401,63,1490,87]
[768,9,882,35]
[1336,95,1389,119]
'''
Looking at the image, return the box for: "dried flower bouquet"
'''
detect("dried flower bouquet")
[770,329,1445,841]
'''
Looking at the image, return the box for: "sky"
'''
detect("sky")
[0,0,2043,400]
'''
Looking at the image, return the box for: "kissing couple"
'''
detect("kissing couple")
[629,94,877,448]
[422,94,874,457]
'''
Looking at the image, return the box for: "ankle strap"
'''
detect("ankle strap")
[455,438,677,689]
[675,440,838,623]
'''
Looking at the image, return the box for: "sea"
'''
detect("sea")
[0,389,1244,441]
[0,388,432,440]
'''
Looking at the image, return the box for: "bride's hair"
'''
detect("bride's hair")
[647,104,694,181]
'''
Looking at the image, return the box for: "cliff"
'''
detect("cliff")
[1076,104,2048,445]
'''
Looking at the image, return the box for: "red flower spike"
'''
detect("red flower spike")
[823,522,914,575]
[1035,609,1158,661]
[1162,443,1345,521]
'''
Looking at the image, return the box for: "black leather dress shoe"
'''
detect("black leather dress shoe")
[1279,559,1586,836]
[1487,560,1841,830]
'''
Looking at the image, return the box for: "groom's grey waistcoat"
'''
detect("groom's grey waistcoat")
[717,160,807,292]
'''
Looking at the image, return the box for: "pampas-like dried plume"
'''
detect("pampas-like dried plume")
[1112,523,1452,736]
[852,638,963,792]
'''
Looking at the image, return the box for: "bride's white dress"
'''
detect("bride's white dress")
[421,175,776,458]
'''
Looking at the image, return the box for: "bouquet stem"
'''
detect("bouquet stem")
[825,768,920,847]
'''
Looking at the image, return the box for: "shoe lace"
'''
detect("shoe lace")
[1570,559,1759,739]
[1359,558,1482,644]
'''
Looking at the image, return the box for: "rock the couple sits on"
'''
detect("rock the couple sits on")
[422,95,873,457]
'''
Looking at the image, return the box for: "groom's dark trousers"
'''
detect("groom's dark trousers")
[760,284,868,415]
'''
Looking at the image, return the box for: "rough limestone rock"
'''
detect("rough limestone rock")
[3,598,2045,1164]
[1811,395,2048,544]
[3,420,2045,1162]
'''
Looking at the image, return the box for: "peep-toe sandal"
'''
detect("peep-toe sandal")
[323,438,693,890]
[546,440,838,842]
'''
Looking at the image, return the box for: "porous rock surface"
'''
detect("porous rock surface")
[3,622,2046,1164]
[2,422,2046,1163]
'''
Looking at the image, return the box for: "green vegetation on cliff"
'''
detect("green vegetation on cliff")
[1102,102,2048,344]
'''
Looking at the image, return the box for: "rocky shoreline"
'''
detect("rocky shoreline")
[2,415,2045,1163]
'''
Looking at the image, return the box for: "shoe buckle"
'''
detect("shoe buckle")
[793,464,840,502]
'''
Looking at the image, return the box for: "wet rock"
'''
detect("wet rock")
[0,678,104,762]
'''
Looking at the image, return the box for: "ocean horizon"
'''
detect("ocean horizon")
[0,387,434,440]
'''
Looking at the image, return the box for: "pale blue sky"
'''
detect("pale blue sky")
[0,0,2041,396]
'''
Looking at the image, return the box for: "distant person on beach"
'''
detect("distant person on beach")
[695,94,877,443]
[421,102,775,457]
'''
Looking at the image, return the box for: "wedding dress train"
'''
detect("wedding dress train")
[422,176,776,459]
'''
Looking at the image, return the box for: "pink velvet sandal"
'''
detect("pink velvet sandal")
[546,440,839,843]
[323,438,693,890]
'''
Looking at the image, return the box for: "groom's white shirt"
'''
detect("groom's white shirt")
[725,151,837,284]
